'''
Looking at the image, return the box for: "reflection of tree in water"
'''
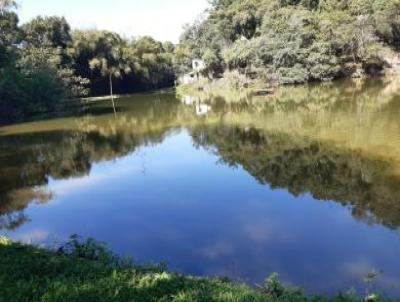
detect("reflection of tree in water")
[0,94,194,231]
[2,82,400,231]
[0,189,52,230]
[191,125,400,229]
[194,77,400,113]
[0,122,173,230]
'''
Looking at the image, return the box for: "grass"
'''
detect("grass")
[0,235,391,302]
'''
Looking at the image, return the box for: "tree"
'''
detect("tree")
[90,45,128,116]
[0,3,176,124]
[176,0,393,83]
[19,16,88,98]
[22,16,72,49]
[372,0,400,47]
[123,36,175,89]
[72,30,129,115]
[0,10,19,67]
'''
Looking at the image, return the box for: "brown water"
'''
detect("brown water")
[1,78,400,297]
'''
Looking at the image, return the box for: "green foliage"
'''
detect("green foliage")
[124,36,175,89]
[261,273,304,300]
[0,67,68,122]
[3,0,400,124]
[22,16,72,49]
[72,29,127,78]
[71,31,175,95]
[0,7,175,124]
[0,10,20,67]
[177,0,400,84]
[57,235,135,269]
[18,16,88,97]
[0,237,387,302]
[223,39,256,71]
[0,8,89,124]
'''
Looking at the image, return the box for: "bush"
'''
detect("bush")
[0,67,68,123]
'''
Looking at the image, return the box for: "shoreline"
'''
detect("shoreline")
[78,88,176,104]
[176,72,400,102]
[0,236,390,302]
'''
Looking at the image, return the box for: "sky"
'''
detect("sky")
[17,0,210,43]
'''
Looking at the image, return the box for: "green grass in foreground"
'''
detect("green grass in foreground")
[0,236,389,302]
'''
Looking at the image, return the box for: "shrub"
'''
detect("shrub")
[0,67,68,123]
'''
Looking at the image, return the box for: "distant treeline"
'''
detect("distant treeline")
[2,0,400,122]
[175,0,400,83]
[0,0,175,122]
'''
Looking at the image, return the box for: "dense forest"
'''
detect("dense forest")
[176,0,400,83]
[2,0,400,123]
[0,0,175,123]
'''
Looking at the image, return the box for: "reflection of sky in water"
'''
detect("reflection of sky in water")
[7,130,400,296]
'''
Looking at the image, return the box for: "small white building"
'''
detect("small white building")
[192,59,206,72]
[178,59,206,84]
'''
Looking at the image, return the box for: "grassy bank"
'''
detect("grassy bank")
[0,236,388,302]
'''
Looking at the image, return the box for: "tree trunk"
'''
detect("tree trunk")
[109,73,117,117]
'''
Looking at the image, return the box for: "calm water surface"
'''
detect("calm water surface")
[1,79,400,296]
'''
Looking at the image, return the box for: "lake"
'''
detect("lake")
[1,78,400,297]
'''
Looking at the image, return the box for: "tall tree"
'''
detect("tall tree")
[0,9,19,67]
[72,30,129,115]
[22,16,72,49]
